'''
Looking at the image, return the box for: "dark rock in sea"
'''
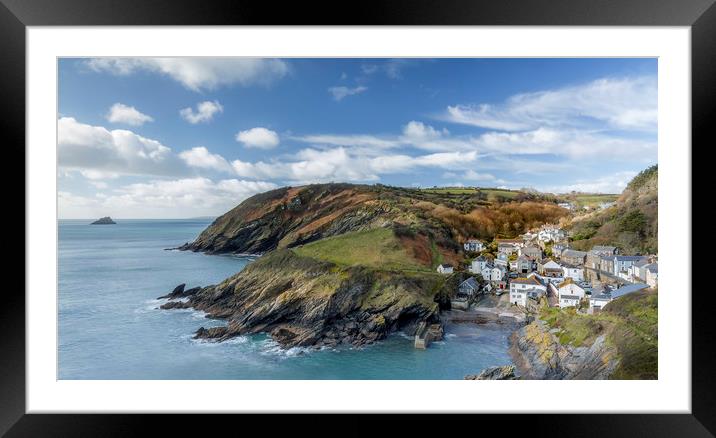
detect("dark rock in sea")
[465,365,518,380]
[91,216,116,225]
[158,283,202,299]
[159,301,192,310]
[194,326,229,340]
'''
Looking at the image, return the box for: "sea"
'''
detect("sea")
[58,219,514,379]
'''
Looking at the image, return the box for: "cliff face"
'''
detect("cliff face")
[161,250,444,348]
[510,320,619,380]
[510,289,657,380]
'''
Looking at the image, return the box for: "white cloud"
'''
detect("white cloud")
[85,58,289,91]
[360,61,409,79]
[443,76,657,132]
[361,64,379,75]
[105,103,153,126]
[292,134,401,151]
[179,146,233,173]
[231,146,480,184]
[179,100,223,124]
[80,169,120,180]
[235,127,280,149]
[463,170,496,181]
[328,86,367,101]
[58,117,183,177]
[296,118,655,160]
[59,178,278,219]
[402,121,448,142]
[539,171,638,194]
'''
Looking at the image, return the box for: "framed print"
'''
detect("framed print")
[3,0,713,435]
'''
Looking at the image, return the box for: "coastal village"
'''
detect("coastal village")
[444,223,657,317]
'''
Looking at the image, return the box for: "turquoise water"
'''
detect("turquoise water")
[58,219,514,379]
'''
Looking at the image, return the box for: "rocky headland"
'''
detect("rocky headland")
[162,183,566,350]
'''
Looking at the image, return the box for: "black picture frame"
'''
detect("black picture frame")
[2,0,711,435]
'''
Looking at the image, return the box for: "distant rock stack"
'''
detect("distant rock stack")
[91,216,116,225]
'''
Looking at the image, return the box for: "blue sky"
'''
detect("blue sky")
[58,57,657,218]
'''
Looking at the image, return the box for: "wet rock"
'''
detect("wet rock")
[465,365,518,380]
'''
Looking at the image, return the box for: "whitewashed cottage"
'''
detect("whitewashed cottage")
[557,278,586,308]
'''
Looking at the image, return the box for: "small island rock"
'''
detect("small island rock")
[91,216,116,225]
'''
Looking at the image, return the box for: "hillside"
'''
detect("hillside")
[567,165,658,254]
[181,183,568,258]
[168,182,567,348]
[511,289,657,379]
[161,249,448,348]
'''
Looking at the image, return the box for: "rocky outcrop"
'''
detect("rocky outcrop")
[509,320,619,380]
[157,283,201,299]
[91,216,116,225]
[161,250,443,349]
[465,365,518,380]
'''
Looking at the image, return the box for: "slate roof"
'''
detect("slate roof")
[560,295,581,300]
[591,245,617,252]
[562,249,587,258]
[460,277,480,290]
[644,263,658,273]
[511,276,543,286]
[613,255,648,262]
[610,283,649,299]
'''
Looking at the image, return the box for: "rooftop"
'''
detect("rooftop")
[611,283,649,299]
[511,276,542,285]
[591,245,617,252]
[560,294,581,300]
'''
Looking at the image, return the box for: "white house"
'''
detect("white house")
[628,259,650,281]
[589,283,649,312]
[491,266,506,282]
[561,263,584,282]
[589,292,613,313]
[538,228,565,243]
[552,243,568,258]
[557,278,586,308]
[470,256,489,274]
[509,276,547,306]
[463,239,485,252]
[494,253,509,268]
[481,264,494,281]
[645,263,658,287]
[610,255,649,276]
[437,264,453,274]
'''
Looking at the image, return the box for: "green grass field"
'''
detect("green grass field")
[421,187,520,200]
[570,193,619,208]
[421,187,478,195]
[293,228,429,271]
[479,188,519,199]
